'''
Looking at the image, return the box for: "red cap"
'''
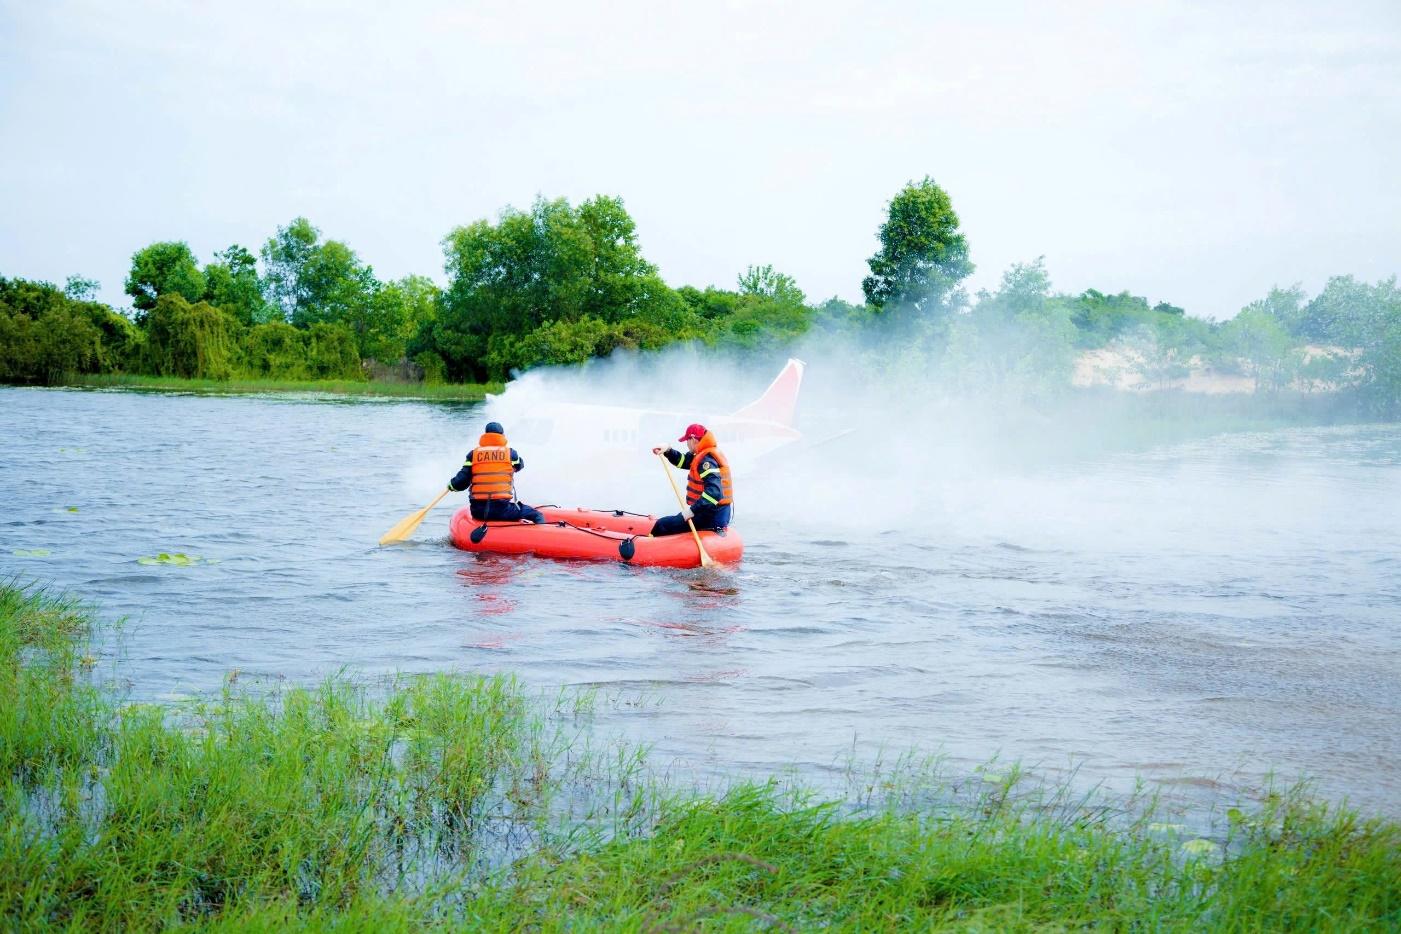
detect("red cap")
[678,423,707,442]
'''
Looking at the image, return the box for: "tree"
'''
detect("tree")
[364,274,440,363]
[428,195,680,380]
[949,258,1076,399]
[712,265,812,350]
[1069,289,1154,347]
[125,242,206,313]
[203,245,273,326]
[1248,285,1308,336]
[260,218,380,352]
[861,176,973,316]
[64,275,99,302]
[677,285,744,321]
[261,218,320,321]
[1298,275,1377,346]
[1217,304,1295,391]
[738,264,805,304]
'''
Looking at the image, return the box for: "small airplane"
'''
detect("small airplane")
[486,358,807,475]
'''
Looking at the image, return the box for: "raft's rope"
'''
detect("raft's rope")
[552,521,631,542]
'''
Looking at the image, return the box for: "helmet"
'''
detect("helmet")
[677,423,707,442]
[485,421,504,434]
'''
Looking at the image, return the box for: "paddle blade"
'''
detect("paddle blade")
[378,505,431,545]
[378,490,450,546]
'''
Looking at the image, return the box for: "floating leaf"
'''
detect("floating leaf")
[1180,839,1218,858]
[12,548,51,557]
[137,552,212,567]
[67,506,79,513]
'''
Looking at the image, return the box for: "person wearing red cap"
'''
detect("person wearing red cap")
[650,423,733,537]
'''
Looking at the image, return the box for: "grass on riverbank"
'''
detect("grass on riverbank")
[3,580,1398,930]
[63,373,504,401]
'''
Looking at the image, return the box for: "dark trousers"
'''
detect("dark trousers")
[650,503,731,537]
[470,499,546,524]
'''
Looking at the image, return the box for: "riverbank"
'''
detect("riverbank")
[63,373,504,400]
[3,581,1397,930]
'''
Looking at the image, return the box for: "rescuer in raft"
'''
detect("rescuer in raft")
[447,421,546,524]
[650,423,733,536]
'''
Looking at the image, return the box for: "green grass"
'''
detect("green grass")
[63,373,504,401]
[3,580,1398,931]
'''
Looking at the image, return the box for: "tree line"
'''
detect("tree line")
[2,178,1399,415]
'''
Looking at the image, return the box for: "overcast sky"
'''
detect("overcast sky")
[2,0,1397,319]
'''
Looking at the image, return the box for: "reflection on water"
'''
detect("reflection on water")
[2,386,1400,817]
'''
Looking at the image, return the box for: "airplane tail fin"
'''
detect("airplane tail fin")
[732,358,805,426]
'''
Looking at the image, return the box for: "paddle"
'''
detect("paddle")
[378,489,449,546]
[655,450,716,568]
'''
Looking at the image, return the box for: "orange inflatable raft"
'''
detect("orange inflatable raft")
[449,506,742,568]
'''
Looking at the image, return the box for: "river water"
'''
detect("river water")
[3,385,1399,817]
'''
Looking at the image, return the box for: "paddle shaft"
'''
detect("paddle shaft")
[656,451,715,568]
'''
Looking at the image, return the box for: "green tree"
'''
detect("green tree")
[1298,275,1377,346]
[1244,285,1309,338]
[429,195,680,380]
[711,265,812,350]
[63,275,99,302]
[948,258,1077,399]
[1326,276,1401,415]
[738,264,805,304]
[125,242,207,314]
[261,218,319,320]
[364,275,440,363]
[1365,279,1401,416]
[260,218,379,339]
[203,245,273,326]
[809,296,867,336]
[862,176,974,316]
[1071,289,1145,346]
[1217,304,1295,391]
[677,286,744,322]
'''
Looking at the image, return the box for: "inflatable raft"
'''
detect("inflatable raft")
[449,506,742,568]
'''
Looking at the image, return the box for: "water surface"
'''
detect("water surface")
[3,386,1398,815]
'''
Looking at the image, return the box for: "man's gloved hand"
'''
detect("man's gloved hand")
[681,505,693,521]
[652,446,664,455]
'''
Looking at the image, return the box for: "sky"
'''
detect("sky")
[1,0,1398,319]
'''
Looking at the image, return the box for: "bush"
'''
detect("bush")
[413,350,447,385]
[303,322,363,380]
[241,322,310,379]
[142,294,240,379]
[0,276,136,384]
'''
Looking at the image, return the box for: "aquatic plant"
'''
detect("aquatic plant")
[67,373,503,401]
[2,581,1398,930]
[135,552,218,567]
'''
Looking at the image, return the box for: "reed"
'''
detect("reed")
[3,580,1397,930]
[61,373,504,401]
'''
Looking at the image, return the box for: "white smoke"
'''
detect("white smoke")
[398,311,1390,555]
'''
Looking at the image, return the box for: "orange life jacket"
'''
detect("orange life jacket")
[685,432,733,508]
[470,431,515,501]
